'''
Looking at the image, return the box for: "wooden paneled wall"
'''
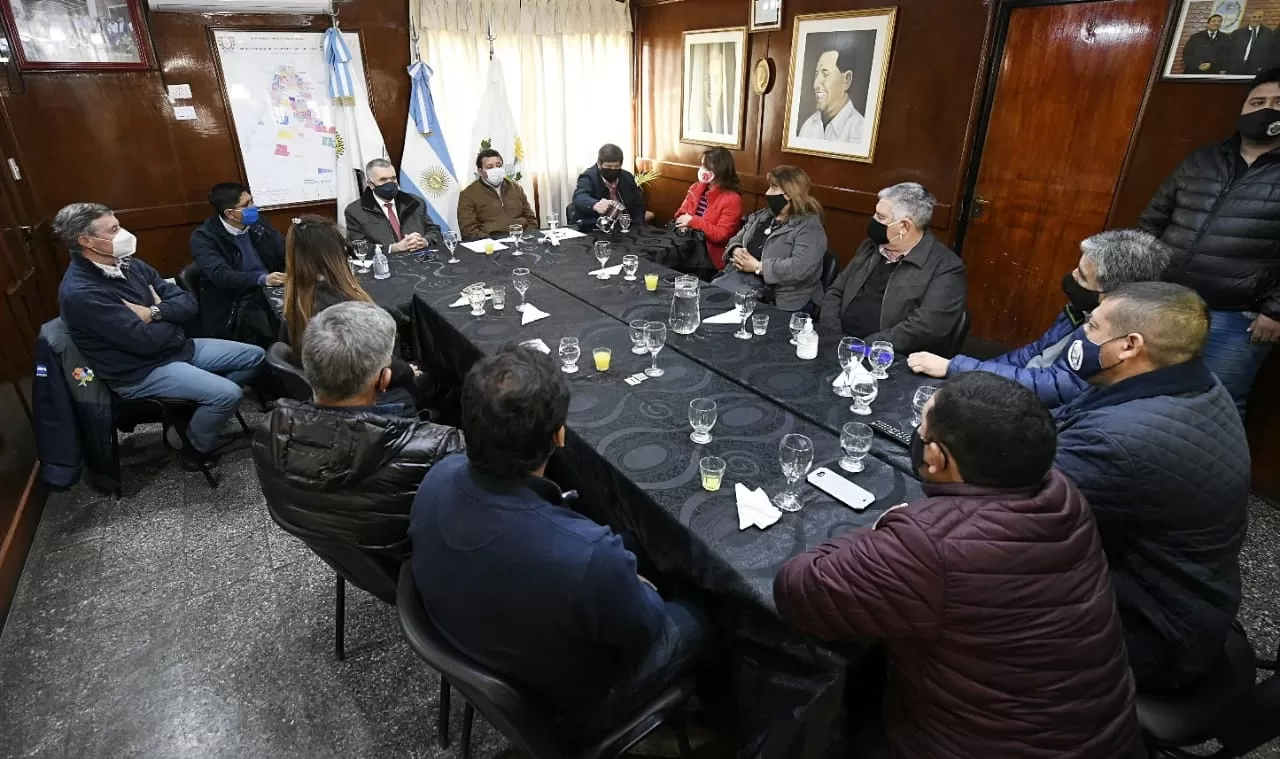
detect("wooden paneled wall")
[633,0,993,265]
[0,0,411,278]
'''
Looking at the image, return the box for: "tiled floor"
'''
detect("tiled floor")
[0,414,1278,758]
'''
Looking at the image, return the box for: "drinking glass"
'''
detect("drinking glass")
[509,224,524,256]
[644,321,667,378]
[699,456,726,492]
[351,240,370,271]
[598,215,614,234]
[444,230,460,264]
[559,337,581,374]
[775,434,814,513]
[789,313,811,346]
[546,211,560,231]
[465,284,487,316]
[869,340,895,379]
[734,289,757,340]
[512,268,530,312]
[751,314,769,335]
[911,385,939,428]
[629,318,649,355]
[491,285,506,311]
[594,241,612,278]
[688,398,718,444]
[850,374,878,416]
[622,254,640,281]
[593,347,612,372]
[836,337,862,398]
[840,422,873,473]
[618,213,632,233]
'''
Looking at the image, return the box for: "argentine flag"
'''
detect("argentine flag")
[324,27,387,232]
[400,61,460,233]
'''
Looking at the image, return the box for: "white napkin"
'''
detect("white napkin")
[735,483,782,530]
[461,239,508,253]
[545,227,586,241]
[833,361,874,389]
[519,338,551,354]
[588,264,623,278]
[704,308,743,325]
[449,288,493,308]
[521,304,550,325]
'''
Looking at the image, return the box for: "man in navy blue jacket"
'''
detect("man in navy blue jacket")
[54,202,264,462]
[1053,282,1249,693]
[571,143,646,229]
[189,182,286,346]
[409,346,705,739]
[907,229,1172,408]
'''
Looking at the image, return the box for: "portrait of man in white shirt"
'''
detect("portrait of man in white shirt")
[796,32,870,144]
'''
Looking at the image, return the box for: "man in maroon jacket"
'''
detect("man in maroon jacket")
[774,372,1145,759]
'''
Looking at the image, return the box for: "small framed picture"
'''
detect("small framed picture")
[0,0,154,71]
[750,0,782,33]
[681,28,748,149]
[1162,0,1273,81]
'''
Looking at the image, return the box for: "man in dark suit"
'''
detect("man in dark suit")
[189,182,286,347]
[571,143,646,229]
[1229,10,1273,75]
[1183,14,1233,75]
[344,158,442,254]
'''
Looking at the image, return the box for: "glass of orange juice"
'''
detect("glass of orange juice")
[593,347,612,372]
[644,273,659,292]
[700,456,726,492]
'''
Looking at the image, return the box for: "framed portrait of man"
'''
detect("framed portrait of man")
[681,28,748,149]
[782,8,897,163]
[1162,0,1275,80]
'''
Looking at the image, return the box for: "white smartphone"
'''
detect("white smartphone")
[807,467,876,511]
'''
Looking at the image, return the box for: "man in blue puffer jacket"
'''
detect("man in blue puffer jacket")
[906,229,1173,407]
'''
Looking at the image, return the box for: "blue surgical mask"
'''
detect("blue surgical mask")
[239,205,260,225]
[1066,326,1126,381]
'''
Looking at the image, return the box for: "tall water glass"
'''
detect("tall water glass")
[836,337,861,398]
[594,241,611,278]
[869,340,894,379]
[512,268,530,312]
[775,434,814,513]
[912,385,939,428]
[789,312,811,346]
[734,290,757,340]
[840,422,873,473]
[509,224,524,256]
[546,211,559,231]
[559,337,581,374]
[688,398,718,444]
[850,374,878,416]
[444,230,460,264]
[629,318,649,355]
[644,321,667,378]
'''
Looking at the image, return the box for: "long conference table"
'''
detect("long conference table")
[354,226,934,759]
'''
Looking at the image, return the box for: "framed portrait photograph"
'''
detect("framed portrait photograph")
[782,8,897,164]
[1162,0,1276,80]
[750,0,782,33]
[0,0,153,71]
[681,28,748,149]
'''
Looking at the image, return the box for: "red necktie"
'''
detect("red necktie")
[384,202,402,240]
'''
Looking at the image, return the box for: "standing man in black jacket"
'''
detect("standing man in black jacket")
[1182,14,1233,75]
[1228,10,1273,76]
[1140,68,1280,418]
[189,182,286,347]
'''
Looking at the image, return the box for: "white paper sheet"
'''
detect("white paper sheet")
[461,239,508,253]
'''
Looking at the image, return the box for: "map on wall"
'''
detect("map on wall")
[212,30,370,207]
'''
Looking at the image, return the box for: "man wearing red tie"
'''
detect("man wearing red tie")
[344,158,442,255]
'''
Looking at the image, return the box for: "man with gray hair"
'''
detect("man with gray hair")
[819,182,967,353]
[55,202,264,464]
[909,228,1173,408]
[252,301,462,567]
[343,157,440,254]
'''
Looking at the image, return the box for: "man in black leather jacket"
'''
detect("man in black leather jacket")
[1140,68,1280,418]
[252,301,463,574]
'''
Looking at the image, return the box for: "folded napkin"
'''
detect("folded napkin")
[521,303,550,325]
[449,288,492,308]
[588,264,623,278]
[833,361,874,389]
[704,308,743,325]
[736,483,782,530]
[461,239,507,253]
[546,227,586,241]
[519,338,551,354]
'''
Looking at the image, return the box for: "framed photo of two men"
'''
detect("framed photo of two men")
[1164,0,1280,80]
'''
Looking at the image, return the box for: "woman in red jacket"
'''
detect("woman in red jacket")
[674,147,744,270]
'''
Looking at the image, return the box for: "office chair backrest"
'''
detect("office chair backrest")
[265,498,401,605]
[266,342,314,402]
[820,249,839,290]
[178,263,203,295]
[942,309,971,357]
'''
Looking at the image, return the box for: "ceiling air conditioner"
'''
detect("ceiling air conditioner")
[147,0,335,12]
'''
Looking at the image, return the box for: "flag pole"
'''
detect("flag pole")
[486,16,496,61]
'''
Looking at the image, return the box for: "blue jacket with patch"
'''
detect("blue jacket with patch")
[948,306,1090,408]
[34,318,117,492]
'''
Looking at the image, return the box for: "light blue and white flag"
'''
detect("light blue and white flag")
[471,59,530,199]
[325,27,387,230]
[400,61,460,233]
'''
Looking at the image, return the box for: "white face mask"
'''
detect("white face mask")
[697,168,714,184]
[483,167,505,186]
[90,228,137,260]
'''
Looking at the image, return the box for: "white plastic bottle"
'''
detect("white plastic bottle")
[797,321,818,360]
[372,244,391,280]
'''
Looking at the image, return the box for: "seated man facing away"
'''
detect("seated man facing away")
[189,182,286,346]
[55,202,264,465]
[572,143,646,229]
[908,229,1173,407]
[1055,281,1249,693]
[818,183,967,354]
[775,372,1145,759]
[457,148,538,241]
[344,158,441,255]
[410,346,705,739]
[252,302,462,572]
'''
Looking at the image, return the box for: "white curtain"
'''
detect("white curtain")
[411,0,634,221]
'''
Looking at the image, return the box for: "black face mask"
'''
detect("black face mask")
[866,218,891,246]
[1239,108,1280,142]
[372,182,399,201]
[1061,271,1101,313]
[766,194,788,216]
[600,168,622,182]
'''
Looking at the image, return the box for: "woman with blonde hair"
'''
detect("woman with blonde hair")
[716,165,827,313]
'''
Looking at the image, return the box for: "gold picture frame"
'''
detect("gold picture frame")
[781,8,897,164]
[680,27,748,149]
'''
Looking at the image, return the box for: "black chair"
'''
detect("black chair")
[396,563,694,759]
[111,395,249,494]
[176,262,203,295]
[265,342,313,402]
[820,249,839,290]
[1137,628,1256,757]
[940,309,972,358]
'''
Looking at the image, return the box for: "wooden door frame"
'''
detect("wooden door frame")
[954,0,1173,255]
